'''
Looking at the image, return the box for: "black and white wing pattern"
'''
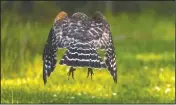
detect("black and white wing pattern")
[95,22,117,83]
[43,12,70,84]
[43,27,58,84]
[104,31,117,83]
[85,11,118,83]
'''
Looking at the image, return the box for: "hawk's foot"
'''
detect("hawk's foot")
[67,67,76,80]
[87,68,94,79]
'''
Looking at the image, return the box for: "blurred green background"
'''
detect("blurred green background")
[1,1,175,104]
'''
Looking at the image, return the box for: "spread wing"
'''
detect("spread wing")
[43,17,71,84]
[43,27,58,84]
[81,18,118,83]
[104,31,117,83]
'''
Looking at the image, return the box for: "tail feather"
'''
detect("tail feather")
[59,42,106,68]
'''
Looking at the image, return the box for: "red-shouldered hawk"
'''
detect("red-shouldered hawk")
[43,11,117,84]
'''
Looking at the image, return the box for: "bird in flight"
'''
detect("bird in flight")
[42,11,117,84]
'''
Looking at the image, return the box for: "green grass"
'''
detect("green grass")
[1,11,175,104]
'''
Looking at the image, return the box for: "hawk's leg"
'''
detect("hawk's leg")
[67,67,76,80]
[87,68,94,79]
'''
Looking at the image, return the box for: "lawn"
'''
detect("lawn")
[1,11,175,104]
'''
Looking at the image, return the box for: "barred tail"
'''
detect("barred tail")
[59,42,106,68]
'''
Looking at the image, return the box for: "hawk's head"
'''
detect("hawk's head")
[92,11,106,21]
[54,11,68,23]
[71,12,89,21]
